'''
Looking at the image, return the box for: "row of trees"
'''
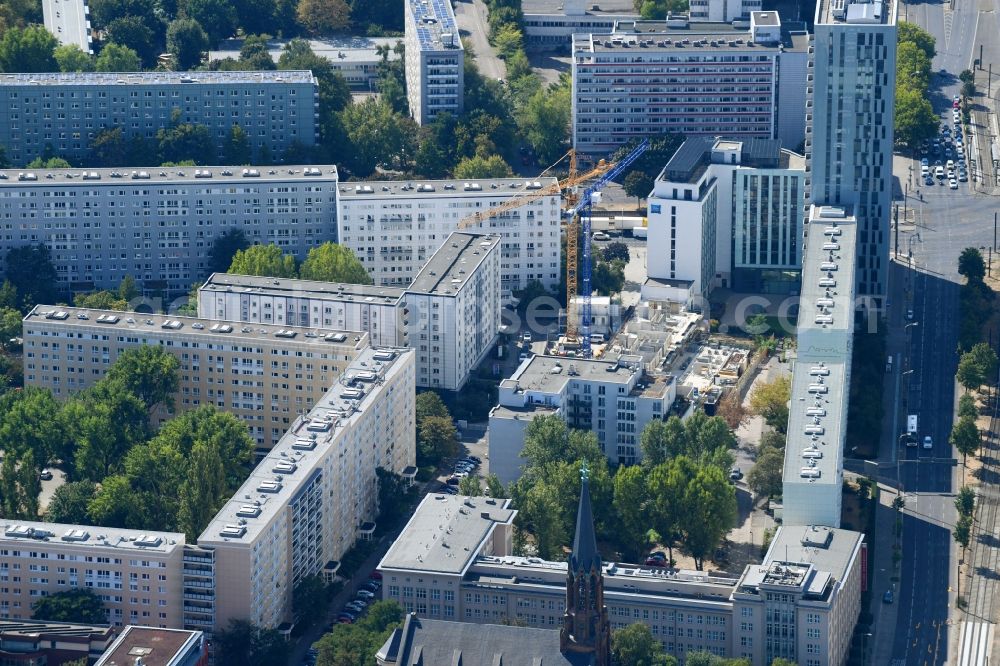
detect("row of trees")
[894,22,938,149]
[509,413,737,569]
[226,241,371,284]
[958,247,996,351]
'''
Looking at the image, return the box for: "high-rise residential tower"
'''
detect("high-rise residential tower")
[807,0,897,304]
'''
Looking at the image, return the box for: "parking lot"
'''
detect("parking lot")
[917,100,971,193]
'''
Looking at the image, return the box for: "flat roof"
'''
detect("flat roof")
[782,206,856,487]
[95,626,203,666]
[766,525,863,585]
[210,37,403,65]
[504,354,671,398]
[338,177,559,200]
[201,273,404,303]
[0,619,114,639]
[573,21,809,52]
[0,520,184,554]
[378,494,516,575]
[523,0,636,13]
[407,233,501,295]
[0,165,337,186]
[199,347,413,545]
[408,0,463,52]
[0,71,316,86]
[660,137,796,183]
[43,0,92,53]
[752,10,781,25]
[24,304,368,350]
[817,0,896,24]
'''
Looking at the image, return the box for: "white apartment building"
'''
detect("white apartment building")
[0,71,318,167]
[379,494,864,666]
[0,165,339,295]
[404,0,463,124]
[196,346,415,631]
[781,206,856,528]
[404,233,501,390]
[337,178,562,299]
[210,37,402,91]
[489,354,676,480]
[198,274,406,348]
[0,522,185,629]
[645,137,805,306]
[21,305,368,452]
[199,233,503,391]
[571,13,808,154]
[808,0,897,304]
[690,0,763,22]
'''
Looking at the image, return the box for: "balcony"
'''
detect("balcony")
[184,591,214,601]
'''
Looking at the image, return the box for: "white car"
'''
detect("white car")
[922,435,933,450]
[935,166,945,179]
[592,232,610,241]
[946,160,955,170]
[949,178,958,190]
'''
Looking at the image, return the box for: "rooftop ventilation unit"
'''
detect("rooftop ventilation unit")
[823,242,840,250]
[799,468,822,479]
[802,448,823,459]
[372,350,396,361]
[525,181,543,190]
[306,420,331,432]
[242,169,260,177]
[341,388,364,400]
[292,438,317,451]
[272,460,297,474]
[96,314,120,324]
[61,529,90,542]
[236,505,262,518]
[464,182,482,191]
[46,310,70,320]
[134,534,163,547]
[325,333,348,343]
[823,226,842,236]
[807,384,829,394]
[4,525,34,538]
[417,184,436,192]
[82,171,101,180]
[818,278,836,287]
[815,315,834,325]
[804,426,825,435]
[18,172,38,181]
[304,167,322,176]
[194,169,213,178]
[820,262,838,271]
[161,319,182,330]
[210,323,233,333]
[806,407,827,417]
[220,524,247,538]
[274,329,297,338]
[808,366,830,376]
[816,298,834,308]
[257,481,282,493]
[131,170,150,179]
[353,370,377,382]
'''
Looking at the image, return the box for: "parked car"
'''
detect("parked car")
[356,589,375,600]
[592,231,611,241]
[363,580,382,592]
[883,589,894,604]
[446,476,461,486]
[441,485,459,494]
[728,467,743,481]
[39,469,53,481]
[467,456,482,464]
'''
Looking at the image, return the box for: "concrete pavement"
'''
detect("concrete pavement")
[453,0,507,81]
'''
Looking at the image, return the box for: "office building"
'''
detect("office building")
[43,0,93,54]
[0,164,339,295]
[522,0,638,51]
[571,13,808,154]
[645,137,806,305]
[199,233,502,391]
[781,206,855,528]
[210,37,402,91]
[488,354,676,479]
[21,305,368,452]
[0,71,318,167]
[196,346,415,631]
[198,274,407,348]
[0,522,185,628]
[807,0,897,303]
[0,619,116,664]
[379,490,864,666]
[691,0,763,22]
[404,0,463,124]
[95,626,207,666]
[337,178,561,299]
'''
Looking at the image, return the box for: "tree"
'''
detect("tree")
[157,117,215,165]
[0,447,41,519]
[213,620,289,666]
[296,0,351,35]
[376,467,410,521]
[623,171,654,205]
[153,406,254,489]
[894,85,937,148]
[682,465,736,570]
[950,415,980,466]
[955,485,976,517]
[957,343,999,391]
[0,307,21,348]
[105,345,180,410]
[236,35,276,70]
[592,259,626,296]
[959,247,987,282]
[959,393,978,420]
[0,25,58,73]
[640,417,686,466]
[73,290,128,311]
[292,575,331,628]
[521,480,568,560]
[0,387,64,466]
[186,0,238,46]
[85,474,140,527]
[452,154,514,179]
[646,456,694,567]
[485,473,507,499]
[954,514,972,551]
[32,589,106,624]
[340,98,416,176]
[94,42,142,71]
[222,124,252,165]
[62,379,149,480]
[418,415,459,464]
[749,376,791,433]
[208,228,251,275]
[177,439,227,540]
[54,44,95,72]
[459,474,482,496]
[26,156,72,169]
[0,281,16,310]
[279,39,352,116]
[299,242,372,284]
[898,21,936,59]
[45,481,99,524]
[228,244,298,278]
[104,18,158,67]
[314,601,404,666]
[520,415,603,471]
[895,41,931,91]
[601,241,630,264]
[5,244,60,309]
[612,464,650,562]
[746,446,783,502]
[518,78,571,164]
[716,391,749,430]
[611,623,677,666]
[415,391,449,422]
[167,18,209,70]
[492,23,523,59]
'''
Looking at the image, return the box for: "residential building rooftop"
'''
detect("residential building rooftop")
[817,0,895,25]
[501,354,672,399]
[659,137,802,184]
[95,626,204,666]
[407,233,502,295]
[408,0,462,51]
[0,619,114,639]
[199,347,411,545]
[0,70,316,85]
[200,273,404,303]
[379,494,517,575]
[0,165,336,186]
[338,177,559,199]
[43,0,92,54]
[24,304,369,350]
[573,19,809,53]
[0,521,184,553]
[523,0,635,13]
[210,36,403,65]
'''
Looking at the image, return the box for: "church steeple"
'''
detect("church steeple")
[560,463,610,666]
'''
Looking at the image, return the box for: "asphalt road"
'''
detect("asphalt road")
[453,0,506,81]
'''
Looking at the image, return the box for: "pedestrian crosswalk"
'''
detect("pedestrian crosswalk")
[958,621,995,666]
